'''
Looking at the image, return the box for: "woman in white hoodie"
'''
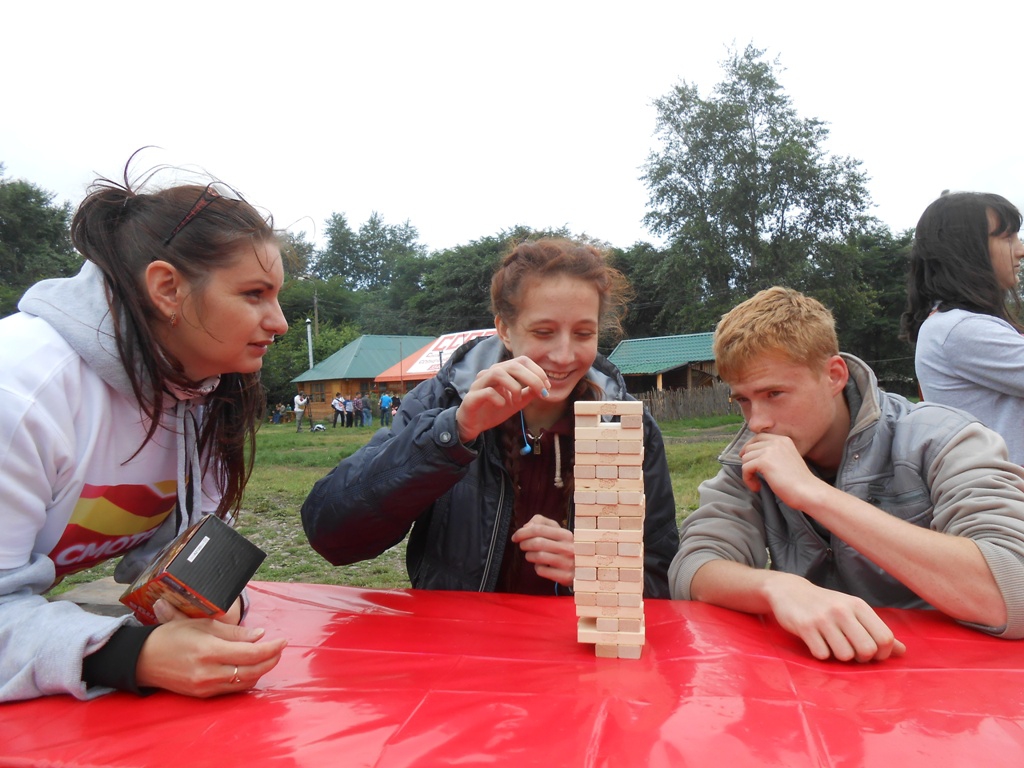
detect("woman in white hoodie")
[0,158,289,701]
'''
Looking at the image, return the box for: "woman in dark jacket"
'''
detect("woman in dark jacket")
[301,238,679,596]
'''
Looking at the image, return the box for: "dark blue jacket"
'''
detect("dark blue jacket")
[302,334,679,596]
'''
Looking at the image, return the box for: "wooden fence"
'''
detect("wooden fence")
[636,383,740,422]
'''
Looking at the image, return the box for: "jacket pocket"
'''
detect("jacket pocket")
[866,485,932,525]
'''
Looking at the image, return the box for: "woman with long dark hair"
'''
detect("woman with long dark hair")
[0,156,289,701]
[902,192,1024,463]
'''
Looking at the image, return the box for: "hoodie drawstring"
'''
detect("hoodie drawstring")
[553,434,563,489]
[174,400,203,536]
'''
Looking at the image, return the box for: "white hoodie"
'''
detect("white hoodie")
[0,262,219,701]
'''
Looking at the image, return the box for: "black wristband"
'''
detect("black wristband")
[82,624,160,695]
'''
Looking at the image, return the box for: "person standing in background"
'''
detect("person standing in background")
[344,395,355,427]
[379,392,393,427]
[352,392,363,428]
[331,393,344,428]
[902,192,1024,464]
[294,390,309,432]
[361,392,372,427]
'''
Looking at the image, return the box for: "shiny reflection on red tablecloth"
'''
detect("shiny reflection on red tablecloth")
[2,581,1023,767]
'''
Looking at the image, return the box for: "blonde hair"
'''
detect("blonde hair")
[714,287,838,381]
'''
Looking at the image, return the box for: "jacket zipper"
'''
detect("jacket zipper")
[479,471,508,591]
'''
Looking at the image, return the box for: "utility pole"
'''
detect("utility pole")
[305,318,313,370]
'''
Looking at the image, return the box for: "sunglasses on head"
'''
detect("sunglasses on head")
[163,182,244,246]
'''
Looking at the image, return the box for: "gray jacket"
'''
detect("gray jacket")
[670,354,1024,637]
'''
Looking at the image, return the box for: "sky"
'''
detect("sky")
[2,1,1022,255]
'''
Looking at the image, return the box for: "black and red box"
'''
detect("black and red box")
[120,514,266,625]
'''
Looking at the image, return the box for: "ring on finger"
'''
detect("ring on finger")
[230,665,242,684]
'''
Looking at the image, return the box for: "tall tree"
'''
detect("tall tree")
[313,212,358,282]
[641,45,872,331]
[356,213,426,290]
[0,166,78,317]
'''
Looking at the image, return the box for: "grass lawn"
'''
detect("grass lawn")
[52,415,741,595]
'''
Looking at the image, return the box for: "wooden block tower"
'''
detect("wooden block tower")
[572,400,646,659]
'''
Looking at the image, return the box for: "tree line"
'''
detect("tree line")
[1,45,917,406]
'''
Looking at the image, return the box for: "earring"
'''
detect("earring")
[169,312,178,328]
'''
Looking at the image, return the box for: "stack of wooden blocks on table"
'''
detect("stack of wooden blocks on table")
[572,400,646,659]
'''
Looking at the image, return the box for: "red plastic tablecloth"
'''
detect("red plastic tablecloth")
[3,581,1024,767]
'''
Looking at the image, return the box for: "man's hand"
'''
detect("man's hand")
[511,515,575,587]
[764,573,907,662]
[739,433,824,510]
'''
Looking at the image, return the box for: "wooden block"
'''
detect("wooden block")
[595,617,619,632]
[616,644,643,659]
[574,401,644,416]
[574,591,597,606]
[574,504,620,518]
[618,465,642,479]
[576,554,644,568]
[597,567,619,581]
[575,515,597,529]
[574,529,643,543]
[575,426,644,441]
[596,517,619,530]
[614,502,645,517]
[617,441,644,455]
[577,477,643,491]
[575,452,644,466]
[595,464,618,479]
[573,490,596,505]
[577,616,645,645]
[575,464,596,479]
[594,644,619,658]
[618,593,642,607]
[575,567,597,581]
[573,579,614,593]
[575,477,627,491]
[595,541,617,555]
[618,542,643,557]
[618,491,644,505]
[596,440,620,454]
[574,541,596,556]
[618,568,643,583]
[575,440,597,454]
[619,516,644,530]
[595,592,618,607]
[594,490,618,505]
[575,604,645,619]
[618,618,643,633]
[620,414,643,429]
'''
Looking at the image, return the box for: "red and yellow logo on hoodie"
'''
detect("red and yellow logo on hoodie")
[49,482,177,578]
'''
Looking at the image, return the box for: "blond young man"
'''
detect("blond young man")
[670,287,1024,662]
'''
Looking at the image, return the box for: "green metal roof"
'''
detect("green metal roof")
[607,332,715,375]
[291,334,435,383]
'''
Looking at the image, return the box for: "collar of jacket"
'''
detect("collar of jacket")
[440,334,629,402]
